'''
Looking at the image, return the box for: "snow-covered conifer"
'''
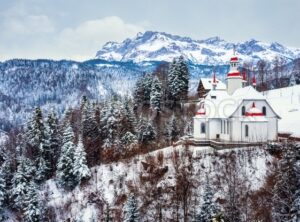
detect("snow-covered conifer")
[194,179,217,222]
[56,123,77,189]
[165,114,180,144]
[11,156,34,209]
[44,111,60,175]
[0,167,6,220]
[272,143,298,221]
[74,136,91,183]
[150,76,162,112]
[23,180,41,222]
[123,194,139,222]
[137,118,156,146]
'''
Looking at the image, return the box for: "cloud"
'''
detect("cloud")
[3,14,55,35]
[0,14,144,61]
[56,16,144,61]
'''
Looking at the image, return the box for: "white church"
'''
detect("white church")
[193,55,280,143]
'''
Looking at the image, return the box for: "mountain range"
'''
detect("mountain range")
[96,31,300,65]
[0,31,299,131]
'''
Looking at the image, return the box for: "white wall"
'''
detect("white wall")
[227,77,242,95]
[241,121,268,142]
[193,117,206,139]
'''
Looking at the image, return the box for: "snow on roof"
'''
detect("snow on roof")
[200,78,227,90]
[232,86,265,100]
[203,90,238,118]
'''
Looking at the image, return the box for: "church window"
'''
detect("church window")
[201,122,206,134]
[245,125,249,137]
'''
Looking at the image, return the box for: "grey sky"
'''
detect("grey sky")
[0,0,299,61]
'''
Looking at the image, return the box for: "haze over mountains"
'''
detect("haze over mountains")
[96,31,300,65]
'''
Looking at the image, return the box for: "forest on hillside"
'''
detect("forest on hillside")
[0,57,299,221]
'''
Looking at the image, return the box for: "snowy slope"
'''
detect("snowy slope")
[42,145,273,221]
[96,31,300,65]
[264,85,300,137]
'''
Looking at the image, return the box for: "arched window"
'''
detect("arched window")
[201,122,206,134]
[262,106,266,116]
[242,106,246,116]
[245,125,249,137]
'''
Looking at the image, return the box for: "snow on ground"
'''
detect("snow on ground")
[43,145,273,221]
[264,84,300,137]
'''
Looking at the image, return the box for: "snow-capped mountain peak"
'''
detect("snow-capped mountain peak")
[95,31,300,65]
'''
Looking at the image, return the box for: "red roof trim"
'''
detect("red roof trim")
[196,112,206,115]
[230,57,238,61]
[245,112,264,117]
[227,72,241,77]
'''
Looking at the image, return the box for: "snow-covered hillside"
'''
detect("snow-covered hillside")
[42,145,273,221]
[265,84,300,137]
[96,31,300,65]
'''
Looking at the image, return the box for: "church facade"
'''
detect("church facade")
[193,55,280,143]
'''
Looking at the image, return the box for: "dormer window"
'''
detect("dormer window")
[242,106,246,115]
[211,96,216,99]
[262,106,266,115]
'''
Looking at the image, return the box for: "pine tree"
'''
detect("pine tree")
[123,194,139,222]
[123,98,136,134]
[165,114,180,144]
[272,143,298,221]
[121,132,138,149]
[44,111,60,175]
[23,181,41,222]
[56,123,77,189]
[0,167,6,221]
[167,57,189,105]
[150,76,162,112]
[100,101,122,151]
[35,144,49,182]
[292,144,300,221]
[177,55,189,99]
[81,97,99,140]
[25,107,46,159]
[137,118,156,146]
[11,156,34,209]
[194,179,218,222]
[74,136,91,183]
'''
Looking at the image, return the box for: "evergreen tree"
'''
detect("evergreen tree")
[123,194,139,222]
[272,143,298,221]
[11,156,34,209]
[292,144,300,221]
[137,118,156,146]
[165,114,180,144]
[123,98,136,134]
[133,74,153,109]
[194,179,218,222]
[100,101,122,151]
[44,111,60,175]
[56,123,77,189]
[35,144,49,182]
[74,136,91,183]
[150,76,162,112]
[121,132,138,150]
[0,167,6,221]
[81,97,99,140]
[167,57,189,105]
[25,107,46,159]
[23,181,41,222]
[177,55,189,98]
